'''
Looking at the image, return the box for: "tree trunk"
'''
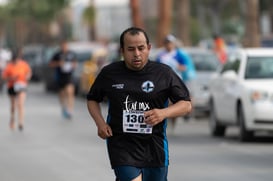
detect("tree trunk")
[129,0,144,28]
[89,0,96,41]
[15,19,26,47]
[270,1,273,35]
[244,0,260,47]
[177,0,191,46]
[157,0,172,47]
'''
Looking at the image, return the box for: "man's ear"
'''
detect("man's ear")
[148,44,152,50]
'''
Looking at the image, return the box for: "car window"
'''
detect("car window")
[22,47,44,64]
[189,52,219,71]
[76,51,92,62]
[221,59,240,73]
[23,52,38,64]
[245,57,273,79]
[44,47,59,63]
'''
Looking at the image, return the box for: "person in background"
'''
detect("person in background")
[1,48,32,131]
[156,34,194,129]
[49,41,77,119]
[156,34,186,78]
[213,34,227,64]
[87,27,192,181]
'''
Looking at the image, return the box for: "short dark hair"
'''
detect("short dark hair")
[119,27,150,49]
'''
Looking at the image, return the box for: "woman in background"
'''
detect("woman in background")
[1,48,32,131]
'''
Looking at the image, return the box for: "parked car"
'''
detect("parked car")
[209,48,273,141]
[149,47,220,117]
[183,48,221,117]
[79,48,109,96]
[22,45,49,81]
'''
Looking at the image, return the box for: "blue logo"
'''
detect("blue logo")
[141,81,154,93]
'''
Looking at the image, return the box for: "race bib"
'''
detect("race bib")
[123,110,153,134]
[61,62,73,73]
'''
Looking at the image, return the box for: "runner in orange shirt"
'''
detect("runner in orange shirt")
[213,34,227,64]
[2,48,32,131]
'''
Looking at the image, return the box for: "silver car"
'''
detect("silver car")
[183,48,221,117]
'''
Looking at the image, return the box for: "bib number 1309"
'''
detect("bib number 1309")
[123,110,152,134]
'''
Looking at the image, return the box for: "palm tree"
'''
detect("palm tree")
[83,0,96,41]
[176,0,191,46]
[3,0,69,46]
[129,0,144,28]
[244,0,260,47]
[157,0,172,47]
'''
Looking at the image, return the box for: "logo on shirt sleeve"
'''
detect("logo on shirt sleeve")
[112,84,124,89]
[141,80,154,93]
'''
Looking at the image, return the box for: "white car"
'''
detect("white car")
[151,47,221,117]
[184,48,221,117]
[209,48,273,141]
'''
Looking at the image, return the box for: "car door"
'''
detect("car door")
[218,59,240,122]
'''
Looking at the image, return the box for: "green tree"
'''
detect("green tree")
[2,0,70,47]
[0,6,10,46]
[7,0,69,22]
[83,0,96,41]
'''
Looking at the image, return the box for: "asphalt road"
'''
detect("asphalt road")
[0,83,273,181]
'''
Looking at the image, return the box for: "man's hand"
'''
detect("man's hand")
[144,109,165,126]
[59,60,65,67]
[97,123,113,139]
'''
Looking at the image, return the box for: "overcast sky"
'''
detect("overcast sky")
[0,0,128,6]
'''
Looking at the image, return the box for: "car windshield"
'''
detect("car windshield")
[44,47,59,63]
[23,52,38,64]
[245,57,273,79]
[189,52,219,71]
[76,51,92,62]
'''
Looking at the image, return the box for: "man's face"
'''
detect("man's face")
[164,41,176,52]
[121,32,151,71]
[61,42,68,52]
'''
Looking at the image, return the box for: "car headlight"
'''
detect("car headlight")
[250,90,269,102]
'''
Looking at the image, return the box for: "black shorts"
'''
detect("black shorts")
[57,77,74,90]
[114,166,168,181]
[7,87,26,96]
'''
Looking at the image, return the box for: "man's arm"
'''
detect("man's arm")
[49,53,62,68]
[144,100,192,126]
[71,52,78,69]
[87,100,113,139]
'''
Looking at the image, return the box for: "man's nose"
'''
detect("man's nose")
[134,49,140,56]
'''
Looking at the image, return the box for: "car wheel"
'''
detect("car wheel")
[209,100,226,137]
[238,105,253,142]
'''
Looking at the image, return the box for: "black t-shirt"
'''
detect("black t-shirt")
[51,50,77,81]
[87,61,190,168]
